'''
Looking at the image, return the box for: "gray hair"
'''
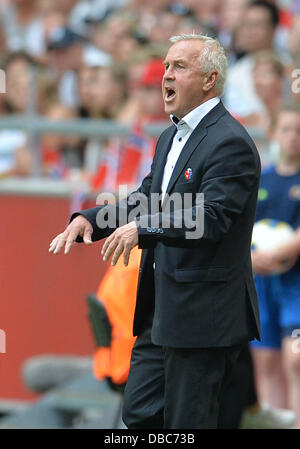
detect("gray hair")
[169,34,228,96]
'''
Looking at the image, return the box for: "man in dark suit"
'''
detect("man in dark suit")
[49,34,261,428]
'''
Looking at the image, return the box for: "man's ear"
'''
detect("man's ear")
[203,70,218,92]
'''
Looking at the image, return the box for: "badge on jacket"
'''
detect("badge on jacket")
[185,168,193,180]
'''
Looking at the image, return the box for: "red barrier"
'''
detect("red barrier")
[0,194,108,400]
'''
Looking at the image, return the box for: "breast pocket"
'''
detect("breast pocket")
[175,181,195,193]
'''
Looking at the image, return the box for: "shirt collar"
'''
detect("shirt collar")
[171,96,220,132]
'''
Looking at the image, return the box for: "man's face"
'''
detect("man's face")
[274,112,300,159]
[253,61,282,102]
[6,58,31,112]
[240,6,275,52]
[162,40,208,119]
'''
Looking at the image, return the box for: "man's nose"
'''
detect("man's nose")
[163,67,174,80]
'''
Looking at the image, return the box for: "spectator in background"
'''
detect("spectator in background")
[77,61,127,178]
[0,130,31,179]
[68,0,128,37]
[115,46,166,124]
[79,64,126,120]
[46,27,86,108]
[41,102,81,178]
[37,0,68,51]
[188,0,221,30]
[240,47,287,170]
[147,9,183,45]
[46,24,112,110]
[0,0,46,56]
[4,51,43,114]
[124,0,173,40]
[251,104,300,428]
[218,0,249,62]
[250,50,285,133]
[89,11,140,64]
[4,50,57,114]
[147,6,216,46]
[77,65,100,118]
[4,51,34,114]
[0,50,53,179]
[250,50,287,167]
[174,15,211,37]
[91,57,166,194]
[224,0,282,120]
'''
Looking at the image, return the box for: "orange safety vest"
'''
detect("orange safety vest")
[93,246,141,385]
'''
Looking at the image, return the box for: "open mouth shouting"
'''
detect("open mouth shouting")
[165,87,176,103]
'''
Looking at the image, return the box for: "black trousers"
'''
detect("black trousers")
[218,342,258,428]
[122,326,244,429]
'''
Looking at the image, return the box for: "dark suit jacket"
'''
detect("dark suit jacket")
[76,101,261,348]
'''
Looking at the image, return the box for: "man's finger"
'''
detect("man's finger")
[52,234,68,254]
[49,239,58,252]
[101,235,113,255]
[64,228,81,254]
[49,233,62,247]
[49,242,58,253]
[103,240,118,262]
[123,245,132,267]
[49,234,64,252]
[102,234,116,258]
[111,242,124,266]
[83,227,93,245]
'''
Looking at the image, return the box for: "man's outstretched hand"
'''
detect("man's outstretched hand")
[49,215,93,255]
[101,221,138,267]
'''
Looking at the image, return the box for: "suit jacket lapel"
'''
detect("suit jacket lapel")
[164,101,227,198]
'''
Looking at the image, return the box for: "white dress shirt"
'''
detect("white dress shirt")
[161,96,220,202]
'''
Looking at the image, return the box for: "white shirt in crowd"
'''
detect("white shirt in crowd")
[0,130,26,174]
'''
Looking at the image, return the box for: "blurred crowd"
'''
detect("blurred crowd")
[0,0,299,190]
[1,0,300,429]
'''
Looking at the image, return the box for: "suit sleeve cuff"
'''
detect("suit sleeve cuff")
[136,217,163,249]
[70,208,103,242]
